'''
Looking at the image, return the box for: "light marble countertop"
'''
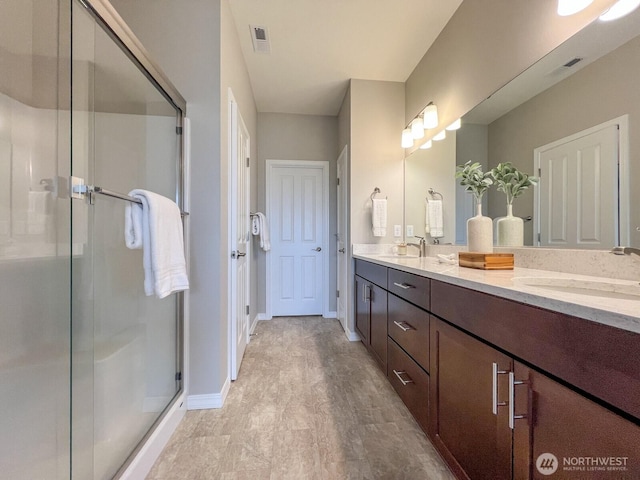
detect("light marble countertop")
[353,252,640,335]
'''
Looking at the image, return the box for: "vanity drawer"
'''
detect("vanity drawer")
[387,337,429,432]
[388,293,429,372]
[388,268,430,310]
[355,259,387,288]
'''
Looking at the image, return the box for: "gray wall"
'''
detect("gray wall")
[256,112,339,314]
[111,0,258,397]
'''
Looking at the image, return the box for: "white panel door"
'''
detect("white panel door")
[336,147,348,331]
[536,124,618,249]
[229,95,250,380]
[269,162,326,316]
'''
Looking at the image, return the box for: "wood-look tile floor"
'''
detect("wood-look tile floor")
[146,316,455,480]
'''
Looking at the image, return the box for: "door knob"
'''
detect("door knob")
[339,248,345,253]
[313,247,322,252]
[231,250,246,258]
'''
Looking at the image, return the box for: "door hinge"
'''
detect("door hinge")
[337,178,340,186]
[537,233,541,243]
[175,372,182,381]
[246,157,250,167]
[538,167,541,176]
[336,290,340,298]
[246,305,250,315]
[176,126,183,135]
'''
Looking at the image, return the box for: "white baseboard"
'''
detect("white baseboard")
[187,377,230,410]
[142,396,173,413]
[257,313,271,321]
[324,311,337,319]
[120,393,186,480]
[344,327,361,342]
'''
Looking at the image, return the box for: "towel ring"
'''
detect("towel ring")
[427,188,443,201]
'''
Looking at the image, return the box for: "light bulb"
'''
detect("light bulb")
[411,117,425,139]
[423,104,438,129]
[446,118,461,131]
[433,130,446,141]
[557,0,593,16]
[401,128,413,148]
[599,0,640,20]
[420,140,433,150]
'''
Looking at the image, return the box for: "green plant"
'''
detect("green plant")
[490,162,538,205]
[455,161,493,203]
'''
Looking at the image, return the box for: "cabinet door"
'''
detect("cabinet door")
[513,361,640,480]
[369,283,387,369]
[355,275,370,344]
[430,317,512,480]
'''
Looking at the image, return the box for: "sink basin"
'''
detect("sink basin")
[512,277,640,301]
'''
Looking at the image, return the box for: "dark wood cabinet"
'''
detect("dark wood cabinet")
[387,293,429,371]
[430,317,512,480]
[355,275,370,344]
[354,260,387,370]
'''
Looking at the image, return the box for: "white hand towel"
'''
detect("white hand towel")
[256,212,270,251]
[125,189,189,299]
[427,199,444,238]
[424,198,430,235]
[372,198,387,237]
[252,216,260,235]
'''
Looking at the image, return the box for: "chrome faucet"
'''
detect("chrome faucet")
[610,246,640,257]
[407,235,427,257]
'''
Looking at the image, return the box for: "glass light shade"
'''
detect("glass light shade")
[599,0,640,20]
[433,130,446,141]
[411,117,425,139]
[423,104,438,129]
[401,128,414,148]
[446,118,461,130]
[557,0,593,16]
[419,140,433,150]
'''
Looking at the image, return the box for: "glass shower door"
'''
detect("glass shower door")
[0,1,72,479]
[71,1,183,478]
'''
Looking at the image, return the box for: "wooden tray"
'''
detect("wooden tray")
[458,252,514,270]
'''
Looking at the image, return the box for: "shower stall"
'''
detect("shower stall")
[0,1,187,478]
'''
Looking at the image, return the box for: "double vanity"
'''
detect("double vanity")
[353,251,640,479]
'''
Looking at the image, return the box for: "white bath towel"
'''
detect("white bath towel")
[427,199,444,238]
[125,189,189,299]
[372,198,387,237]
[254,212,270,251]
[424,198,430,235]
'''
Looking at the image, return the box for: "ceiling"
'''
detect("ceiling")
[228,0,463,116]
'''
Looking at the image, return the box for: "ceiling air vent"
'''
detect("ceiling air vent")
[563,57,583,68]
[546,57,584,77]
[250,25,271,54]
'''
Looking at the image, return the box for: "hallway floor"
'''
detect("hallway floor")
[146,316,455,480]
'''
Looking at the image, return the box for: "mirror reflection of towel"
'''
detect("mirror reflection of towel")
[372,198,387,237]
[427,199,444,238]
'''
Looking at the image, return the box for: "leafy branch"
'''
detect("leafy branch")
[455,161,493,202]
[490,162,538,205]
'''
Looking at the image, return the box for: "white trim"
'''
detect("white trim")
[266,159,330,319]
[119,393,186,480]
[344,327,361,342]
[187,377,231,410]
[533,115,629,246]
[324,311,337,319]
[227,88,236,381]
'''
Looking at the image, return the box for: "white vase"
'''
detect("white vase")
[495,204,524,246]
[467,202,493,253]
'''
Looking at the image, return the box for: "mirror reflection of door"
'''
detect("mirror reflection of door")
[534,118,626,249]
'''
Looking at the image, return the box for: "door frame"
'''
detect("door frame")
[227,88,251,380]
[265,159,330,319]
[533,115,629,247]
[336,146,349,332]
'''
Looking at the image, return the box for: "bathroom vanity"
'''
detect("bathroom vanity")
[353,254,640,480]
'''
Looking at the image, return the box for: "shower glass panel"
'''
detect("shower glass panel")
[0,1,71,479]
[72,1,182,479]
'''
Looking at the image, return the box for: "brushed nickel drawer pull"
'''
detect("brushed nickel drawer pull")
[393,282,415,290]
[509,371,529,429]
[492,362,509,415]
[393,320,414,332]
[393,369,414,386]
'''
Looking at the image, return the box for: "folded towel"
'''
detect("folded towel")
[255,212,270,251]
[427,199,444,238]
[251,216,260,235]
[424,199,430,235]
[125,189,189,299]
[372,198,387,237]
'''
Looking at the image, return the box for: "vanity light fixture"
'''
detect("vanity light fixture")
[599,0,640,20]
[401,128,414,148]
[433,130,446,141]
[557,0,593,16]
[445,118,461,131]
[420,140,433,150]
[411,116,425,139]
[423,103,439,129]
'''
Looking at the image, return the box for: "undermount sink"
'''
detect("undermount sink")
[512,277,640,301]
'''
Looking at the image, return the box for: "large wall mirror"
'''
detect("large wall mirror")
[405,8,640,250]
